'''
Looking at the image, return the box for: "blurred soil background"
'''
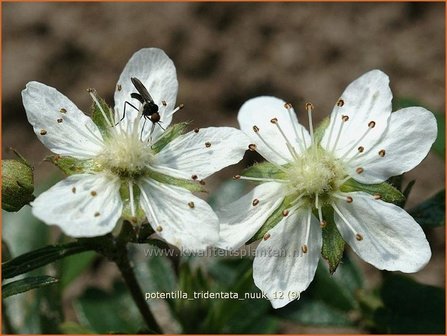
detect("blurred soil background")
[2,2,445,333]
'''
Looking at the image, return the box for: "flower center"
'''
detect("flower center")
[285,146,346,206]
[96,131,154,178]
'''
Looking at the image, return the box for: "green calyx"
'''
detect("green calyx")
[340,178,405,206]
[2,155,35,212]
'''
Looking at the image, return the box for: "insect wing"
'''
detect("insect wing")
[131,77,154,103]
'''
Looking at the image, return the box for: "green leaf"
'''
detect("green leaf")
[59,322,95,334]
[242,161,287,180]
[277,256,363,327]
[45,155,99,175]
[73,282,144,333]
[409,189,445,228]
[2,276,58,299]
[148,169,205,193]
[208,179,247,209]
[151,122,189,153]
[374,274,445,333]
[277,300,353,327]
[89,89,115,138]
[248,195,295,243]
[320,207,345,274]
[60,251,96,288]
[2,242,92,280]
[340,179,405,206]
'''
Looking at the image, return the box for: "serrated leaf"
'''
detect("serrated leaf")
[151,122,189,153]
[320,207,345,274]
[340,179,405,206]
[148,169,205,192]
[374,274,445,334]
[2,242,92,279]
[248,195,295,243]
[2,276,58,299]
[45,155,98,176]
[242,161,287,180]
[409,189,445,228]
[89,90,115,138]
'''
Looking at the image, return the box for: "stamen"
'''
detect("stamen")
[233,175,289,183]
[263,233,271,241]
[87,88,113,127]
[340,121,376,160]
[332,203,362,241]
[128,181,136,217]
[270,118,299,160]
[90,191,97,196]
[378,149,386,157]
[248,144,257,151]
[356,167,364,174]
[40,129,47,135]
[284,102,305,152]
[252,125,290,162]
[139,182,162,231]
[188,201,195,209]
[205,142,211,148]
[324,98,344,149]
[165,103,184,120]
[306,102,315,145]
[282,209,289,216]
[301,209,312,255]
[252,199,260,206]
[331,113,350,153]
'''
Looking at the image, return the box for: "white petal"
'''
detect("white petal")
[22,82,104,159]
[333,192,431,272]
[114,48,178,141]
[321,70,392,159]
[154,127,249,180]
[238,96,311,165]
[218,182,285,250]
[31,174,123,237]
[346,107,437,184]
[138,179,218,251]
[253,209,321,309]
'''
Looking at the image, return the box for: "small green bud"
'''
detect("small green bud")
[2,159,35,212]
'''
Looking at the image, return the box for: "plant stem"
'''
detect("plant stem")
[114,249,162,334]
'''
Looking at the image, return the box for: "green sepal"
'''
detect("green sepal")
[314,116,330,145]
[119,182,147,225]
[89,89,115,138]
[242,162,287,180]
[151,122,190,154]
[45,155,99,176]
[340,179,405,206]
[320,206,345,274]
[2,159,35,212]
[147,169,206,193]
[247,195,295,244]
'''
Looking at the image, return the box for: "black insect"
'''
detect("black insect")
[117,77,165,138]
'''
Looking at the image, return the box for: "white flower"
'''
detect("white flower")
[22,48,248,250]
[218,70,436,308]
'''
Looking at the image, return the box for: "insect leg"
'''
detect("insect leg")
[116,101,139,126]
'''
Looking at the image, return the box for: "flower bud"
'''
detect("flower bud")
[2,159,35,212]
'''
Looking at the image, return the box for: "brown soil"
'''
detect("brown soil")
[3,2,445,334]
